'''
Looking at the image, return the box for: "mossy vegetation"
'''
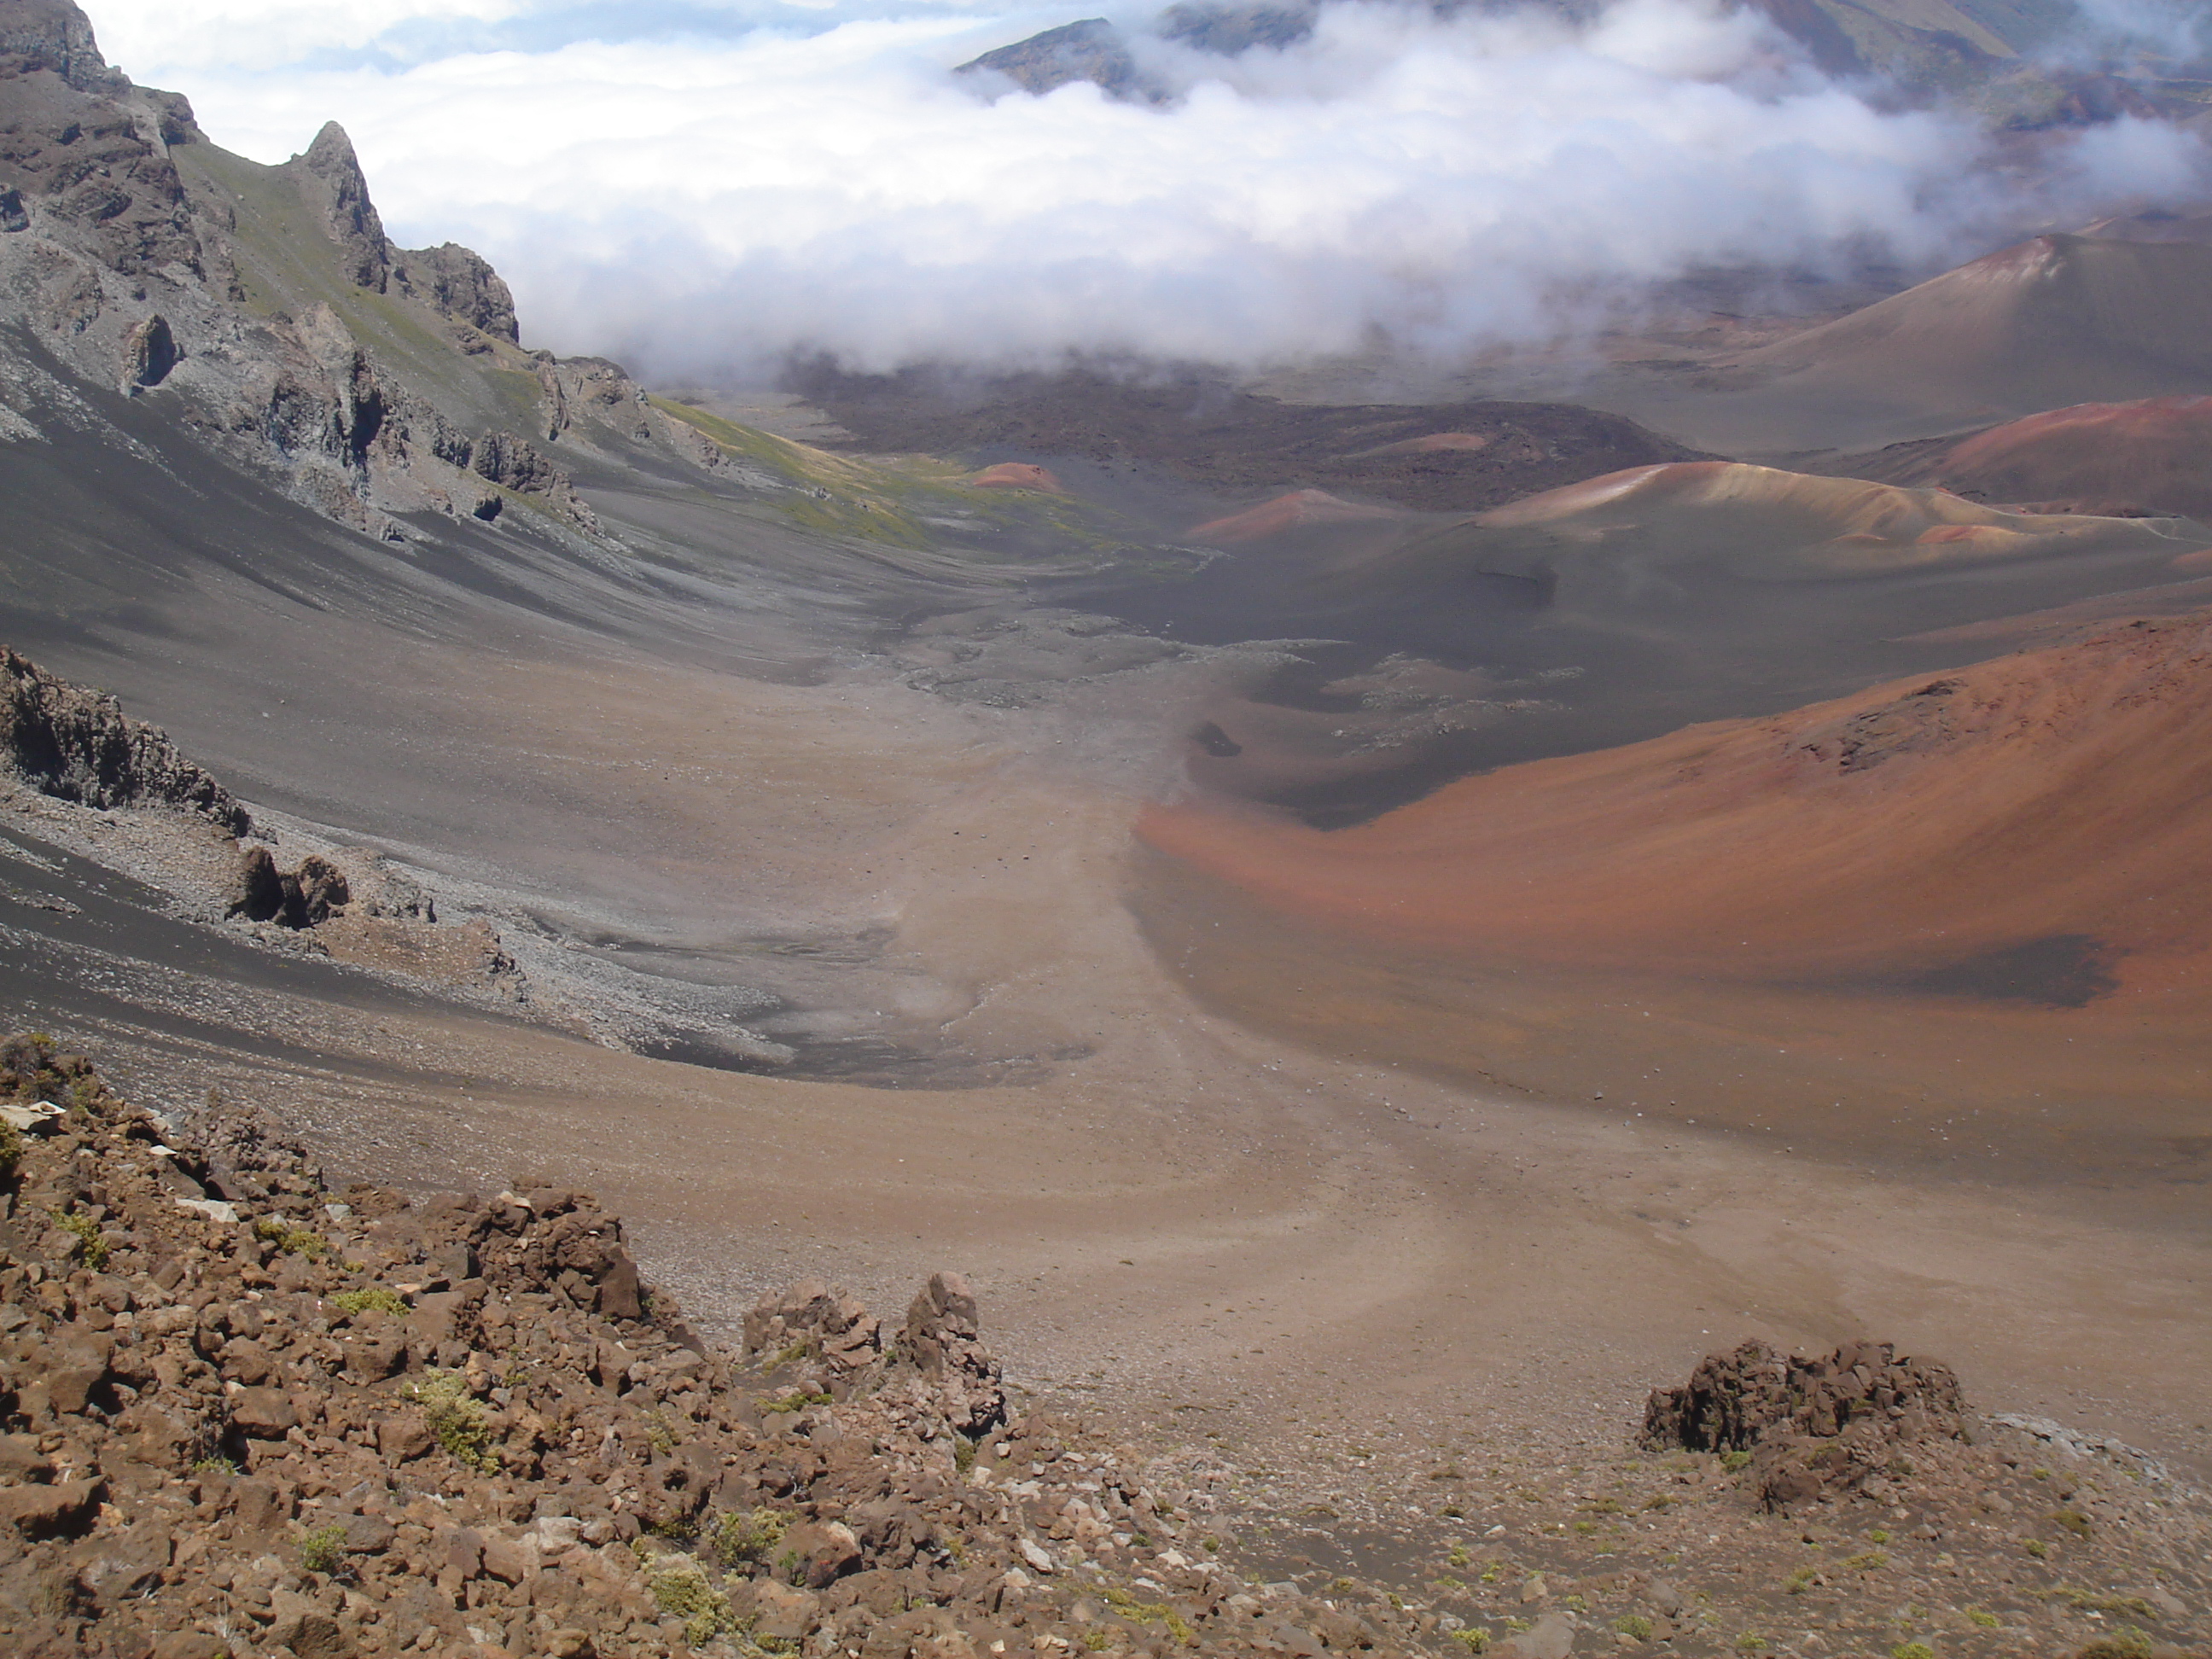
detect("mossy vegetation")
[330,1286,408,1317]
[402,1369,500,1472]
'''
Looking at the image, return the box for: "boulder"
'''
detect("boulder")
[1642,1338,1967,1509]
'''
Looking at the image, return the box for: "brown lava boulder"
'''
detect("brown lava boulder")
[1642,1337,1967,1509]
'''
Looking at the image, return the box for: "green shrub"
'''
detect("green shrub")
[2078,1628,2154,1659]
[642,1553,743,1645]
[954,1435,977,1473]
[401,1370,498,1472]
[1614,1615,1653,1642]
[2052,1510,2093,1537]
[707,1507,789,1570]
[1451,1630,1490,1654]
[1890,1644,1935,1659]
[1447,1543,1472,1569]
[0,1119,21,1180]
[761,1389,831,1414]
[330,1287,408,1317]
[253,1215,329,1258]
[1844,1551,1889,1572]
[53,1208,108,1270]
[298,1523,347,1575]
[1868,1528,1891,1544]
[1720,1450,1754,1472]
[1966,1609,2000,1628]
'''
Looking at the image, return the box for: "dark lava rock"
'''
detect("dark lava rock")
[0,646,250,832]
[1643,1337,1967,1509]
[119,311,178,388]
[225,846,351,928]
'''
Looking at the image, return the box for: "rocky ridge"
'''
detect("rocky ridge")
[0,0,741,546]
[0,1038,1461,1659]
[1,647,248,835]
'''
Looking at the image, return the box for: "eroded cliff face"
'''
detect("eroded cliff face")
[0,646,248,833]
[0,0,722,546]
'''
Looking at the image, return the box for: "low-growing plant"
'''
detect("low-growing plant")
[1736,1635,1767,1653]
[641,1551,744,1646]
[1785,1567,1819,1595]
[402,1369,499,1472]
[1447,1543,1472,1569]
[2051,1510,2093,1537]
[53,1208,108,1270]
[1103,1586,1195,1645]
[1720,1450,1754,1473]
[2025,1539,2051,1558]
[1451,1630,1490,1655]
[330,1287,408,1317]
[297,1523,347,1576]
[2040,1587,2157,1618]
[1083,1631,1112,1651]
[0,1118,21,1180]
[1613,1615,1652,1643]
[1844,1551,1889,1572]
[761,1389,831,1414]
[253,1215,328,1258]
[1869,1528,1891,1544]
[707,1507,789,1569]
[954,1435,977,1473]
[1890,1644,1935,1659]
[1966,1608,2000,1628]
[2078,1628,2155,1659]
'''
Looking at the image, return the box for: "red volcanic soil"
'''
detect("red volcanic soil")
[1841,396,2212,521]
[1135,612,2212,1172]
[1141,613,2212,987]
[969,462,1068,492]
[1353,432,1495,457]
[1185,488,1406,545]
[1735,235,2212,419]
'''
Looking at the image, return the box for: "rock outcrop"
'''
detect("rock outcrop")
[1643,1338,1968,1510]
[117,310,176,388]
[0,647,249,833]
[0,1038,1442,1658]
[395,241,520,344]
[226,845,351,928]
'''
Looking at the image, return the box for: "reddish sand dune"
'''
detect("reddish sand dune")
[1136,612,2212,1164]
[1141,613,2212,988]
[1848,396,2212,521]
[1734,236,2212,419]
[1353,432,1495,457]
[1364,460,2201,597]
[1185,488,1406,545]
[969,462,1068,493]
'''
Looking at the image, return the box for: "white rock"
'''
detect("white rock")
[0,1100,61,1133]
[1016,1538,1057,1574]
[175,1197,239,1224]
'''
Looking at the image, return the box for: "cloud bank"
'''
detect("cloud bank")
[87,0,2212,381]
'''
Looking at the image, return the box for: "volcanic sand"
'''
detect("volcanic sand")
[18,602,2212,1491]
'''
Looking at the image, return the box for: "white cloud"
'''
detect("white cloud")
[88,0,2212,380]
